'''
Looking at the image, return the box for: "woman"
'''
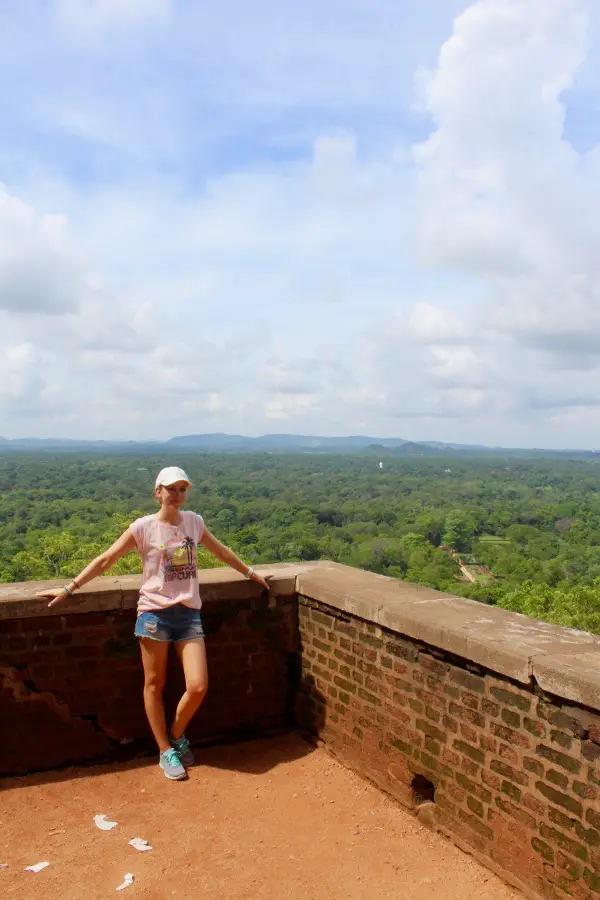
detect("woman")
[37,466,271,781]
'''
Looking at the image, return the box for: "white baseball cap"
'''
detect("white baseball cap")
[155,466,192,488]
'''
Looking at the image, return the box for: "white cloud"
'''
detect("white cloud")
[56,0,171,33]
[2,0,600,447]
[0,186,86,314]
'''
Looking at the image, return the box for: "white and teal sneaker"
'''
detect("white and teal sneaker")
[171,733,194,767]
[159,747,186,780]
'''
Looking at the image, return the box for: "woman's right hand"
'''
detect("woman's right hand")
[36,588,70,609]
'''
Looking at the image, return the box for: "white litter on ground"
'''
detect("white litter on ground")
[116,873,135,891]
[24,862,50,873]
[129,837,152,852]
[94,814,118,831]
[0,864,8,869]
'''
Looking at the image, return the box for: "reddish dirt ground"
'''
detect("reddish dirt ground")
[1,734,520,900]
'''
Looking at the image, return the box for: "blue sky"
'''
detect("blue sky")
[1,0,600,447]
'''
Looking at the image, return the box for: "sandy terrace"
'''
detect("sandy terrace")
[0,734,521,900]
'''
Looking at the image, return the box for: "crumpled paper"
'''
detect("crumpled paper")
[116,873,135,891]
[94,814,118,831]
[129,837,152,852]
[25,862,50,873]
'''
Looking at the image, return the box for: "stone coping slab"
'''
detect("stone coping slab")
[1,559,599,712]
[296,563,600,710]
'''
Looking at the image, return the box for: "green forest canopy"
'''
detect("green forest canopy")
[2,451,600,633]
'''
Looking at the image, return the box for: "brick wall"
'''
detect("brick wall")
[5,559,600,900]
[0,566,299,775]
[295,584,600,900]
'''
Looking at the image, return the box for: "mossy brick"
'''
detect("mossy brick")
[449,668,485,694]
[358,688,381,707]
[334,648,355,666]
[408,699,424,715]
[339,664,351,678]
[495,796,536,829]
[386,639,418,662]
[549,710,587,739]
[481,735,498,754]
[551,729,572,750]
[442,714,458,734]
[540,823,589,862]
[524,718,547,739]
[490,759,529,786]
[584,867,600,892]
[574,781,598,800]
[501,780,522,803]
[424,736,441,757]
[453,739,484,765]
[442,747,461,767]
[536,744,581,774]
[391,738,413,757]
[419,655,449,677]
[333,621,357,638]
[523,792,546,816]
[460,724,478,744]
[583,743,600,763]
[333,676,356,695]
[419,751,453,778]
[461,692,480,710]
[536,781,583,817]
[489,686,532,712]
[381,656,393,670]
[312,611,335,627]
[557,852,582,881]
[498,743,518,764]
[427,675,444,693]
[547,769,570,790]
[501,708,520,728]
[443,684,460,701]
[457,808,493,840]
[490,723,530,747]
[425,706,441,724]
[461,756,480,778]
[456,772,492,803]
[338,691,350,705]
[482,698,500,717]
[532,838,554,863]
[537,700,561,720]
[587,810,600,831]
[549,809,599,848]
[448,702,485,729]
[467,795,485,819]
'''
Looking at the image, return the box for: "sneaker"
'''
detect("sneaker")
[171,733,194,767]
[159,747,187,780]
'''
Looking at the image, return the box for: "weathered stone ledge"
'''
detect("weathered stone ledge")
[2,559,599,711]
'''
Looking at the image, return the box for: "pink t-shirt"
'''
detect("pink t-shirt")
[129,511,205,613]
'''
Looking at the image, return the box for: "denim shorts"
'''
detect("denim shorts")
[134,604,205,643]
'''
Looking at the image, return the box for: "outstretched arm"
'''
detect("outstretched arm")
[200,528,271,590]
[36,529,137,608]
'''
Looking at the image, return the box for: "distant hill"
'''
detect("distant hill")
[167,433,410,451]
[0,432,598,458]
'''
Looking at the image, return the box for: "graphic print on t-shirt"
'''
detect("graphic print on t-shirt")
[160,536,197,582]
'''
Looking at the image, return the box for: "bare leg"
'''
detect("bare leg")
[139,638,171,753]
[171,638,209,739]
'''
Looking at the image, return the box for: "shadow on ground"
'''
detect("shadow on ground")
[0,730,315,794]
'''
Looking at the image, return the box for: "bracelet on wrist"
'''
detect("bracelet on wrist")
[62,585,73,597]
[246,566,255,578]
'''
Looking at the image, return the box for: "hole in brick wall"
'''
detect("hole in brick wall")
[411,774,435,806]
